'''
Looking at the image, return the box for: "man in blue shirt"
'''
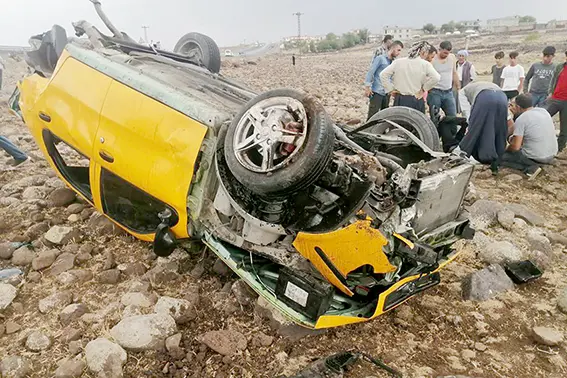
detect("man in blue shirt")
[364,40,403,120]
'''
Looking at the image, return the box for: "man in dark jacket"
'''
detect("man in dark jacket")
[545,50,567,150]
[457,81,509,173]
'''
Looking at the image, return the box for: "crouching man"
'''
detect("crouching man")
[501,94,558,179]
[457,81,510,173]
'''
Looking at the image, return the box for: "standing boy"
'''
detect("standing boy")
[364,41,404,119]
[501,51,525,100]
[491,51,506,86]
[524,46,556,107]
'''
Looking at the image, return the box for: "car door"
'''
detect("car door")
[21,53,112,203]
[92,80,208,241]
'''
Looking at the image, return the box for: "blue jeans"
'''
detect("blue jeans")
[531,92,548,107]
[0,136,27,161]
[427,88,457,120]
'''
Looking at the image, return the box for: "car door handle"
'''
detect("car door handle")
[38,112,51,122]
[99,150,115,163]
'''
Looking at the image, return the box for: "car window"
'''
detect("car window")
[100,168,178,234]
[42,130,92,201]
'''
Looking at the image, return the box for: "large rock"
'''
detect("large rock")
[197,329,248,356]
[0,242,19,260]
[98,269,121,284]
[462,264,515,301]
[87,214,122,236]
[546,232,567,247]
[38,291,73,313]
[47,188,76,207]
[0,283,17,310]
[478,241,523,265]
[11,247,34,266]
[22,186,49,200]
[49,253,76,276]
[25,222,50,240]
[54,358,85,378]
[25,330,52,351]
[506,203,545,226]
[0,356,31,378]
[254,296,325,340]
[32,249,57,270]
[232,279,258,306]
[45,226,81,245]
[468,200,505,230]
[110,314,177,351]
[497,209,515,230]
[60,303,89,325]
[120,292,157,308]
[154,296,197,324]
[527,231,553,255]
[532,327,564,346]
[85,338,127,378]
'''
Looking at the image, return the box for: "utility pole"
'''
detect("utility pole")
[292,12,304,39]
[141,25,150,43]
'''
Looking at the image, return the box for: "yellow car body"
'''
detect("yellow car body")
[14,32,474,330]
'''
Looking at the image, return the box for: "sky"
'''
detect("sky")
[1,0,567,49]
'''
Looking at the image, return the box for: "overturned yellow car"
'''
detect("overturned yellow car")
[11,0,474,329]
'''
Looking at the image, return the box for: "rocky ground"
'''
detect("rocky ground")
[2,33,567,378]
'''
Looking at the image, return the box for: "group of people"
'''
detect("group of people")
[364,35,567,179]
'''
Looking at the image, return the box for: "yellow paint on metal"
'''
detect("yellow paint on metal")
[394,233,415,249]
[293,220,395,297]
[19,49,207,241]
[313,249,462,328]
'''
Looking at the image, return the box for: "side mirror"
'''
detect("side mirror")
[153,209,177,257]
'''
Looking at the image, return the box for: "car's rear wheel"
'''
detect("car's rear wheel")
[173,32,221,73]
[367,107,441,151]
[224,89,335,197]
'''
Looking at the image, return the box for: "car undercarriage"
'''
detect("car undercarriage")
[12,0,476,329]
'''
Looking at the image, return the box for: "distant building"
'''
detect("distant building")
[368,34,382,44]
[382,26,413,41]
[486,16,520,32]
[459,19,483,30]
[546,20,567,29]
[283,35,324,43]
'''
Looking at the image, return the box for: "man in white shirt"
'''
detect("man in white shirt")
[500,51,525,100]
[380,42,440,113]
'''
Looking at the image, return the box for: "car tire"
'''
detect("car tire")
[368,107,441,151]
[224,89,335,197]
[173,32,221,73]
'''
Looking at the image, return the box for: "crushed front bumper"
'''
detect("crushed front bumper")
[202,231,462,329]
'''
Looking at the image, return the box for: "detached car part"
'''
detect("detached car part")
[11,0,475,330]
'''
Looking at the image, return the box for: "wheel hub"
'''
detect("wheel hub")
[232,97,308,173]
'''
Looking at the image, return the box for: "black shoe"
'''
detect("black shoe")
[526,167,542,181]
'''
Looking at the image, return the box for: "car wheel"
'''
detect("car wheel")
[224,89,335,197]
[173,32,221,73]
[368,107,441,151]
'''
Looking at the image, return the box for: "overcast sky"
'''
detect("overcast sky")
[1,0,566,48]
